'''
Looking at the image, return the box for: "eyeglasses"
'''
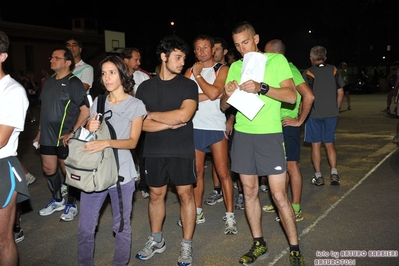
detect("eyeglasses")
[49,56,66,61]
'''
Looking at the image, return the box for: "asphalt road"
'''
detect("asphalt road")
[16,92,399,266]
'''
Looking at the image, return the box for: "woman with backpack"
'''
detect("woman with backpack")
[77,55,146,266]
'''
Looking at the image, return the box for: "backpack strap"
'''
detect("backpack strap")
[96,94,125,232]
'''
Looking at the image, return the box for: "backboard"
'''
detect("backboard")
[104,30,125,53]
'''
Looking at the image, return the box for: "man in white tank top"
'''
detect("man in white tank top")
[183,35,237,235]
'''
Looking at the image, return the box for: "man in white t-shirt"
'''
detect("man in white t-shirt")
[121,47,151,95]
[66,37,94,95]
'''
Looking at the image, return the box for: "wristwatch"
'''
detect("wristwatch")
[259,82,269,95]
[69,127,76,135]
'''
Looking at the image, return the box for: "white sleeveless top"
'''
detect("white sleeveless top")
[192,63,226,131]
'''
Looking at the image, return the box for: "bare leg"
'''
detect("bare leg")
[176,185,196,240]
[0,192,18,266]
[268,173,299,245]
[324,142,337,169]
[311,142,322,173]
[211,139,233,212]
[287,161,302,205]
[148,185,168,233]
[193,150,206,210]
[241,174,262,238]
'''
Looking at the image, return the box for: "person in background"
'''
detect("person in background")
[33,47,90,222]
[65,36,94,94]
[262,39,314,224]
[121,47,152,199]
[226,47,241,66]
[220,21,304,265]
[13,157,36,243]
[302,45,345,187]
[78,55,146,266]
[65,36,94,205]
[339,62,351,110]
[0,30,30,266]
[183,34,237,235]
[135,35,198,266]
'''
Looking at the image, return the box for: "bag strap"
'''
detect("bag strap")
[96,94,125,232]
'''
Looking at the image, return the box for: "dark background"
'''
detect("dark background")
[0,0,396,73]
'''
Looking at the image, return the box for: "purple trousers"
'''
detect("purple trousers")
[77,179,135,266]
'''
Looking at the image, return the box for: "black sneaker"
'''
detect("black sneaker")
[239,241,267,265]
[311,176,325,186]
[289,251,305,266]
[330,174,340,186]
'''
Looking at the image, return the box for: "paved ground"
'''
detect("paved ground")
[16,92,399,266]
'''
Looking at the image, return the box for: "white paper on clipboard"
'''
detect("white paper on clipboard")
[227,52,267,120]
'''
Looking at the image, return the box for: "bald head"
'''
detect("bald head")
[264,39,285,55]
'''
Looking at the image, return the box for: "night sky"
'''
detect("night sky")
[0,0,396,72]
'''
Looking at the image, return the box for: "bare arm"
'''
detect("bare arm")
[83,115,143,153]
[60,104,90,146]
[0,125,13,149]
[282,82,315,127]
[143,99,197,132]
[337,88,344,109]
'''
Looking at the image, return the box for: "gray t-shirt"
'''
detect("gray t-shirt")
[90,95,146,185]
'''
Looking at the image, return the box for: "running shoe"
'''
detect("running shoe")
[205,190,223,205]
[289,250,305,266]
[239,240,268,265]
[136,236,166,261]
[311,176,325,186]
[177,241,192,266]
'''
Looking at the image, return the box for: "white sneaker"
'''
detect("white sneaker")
[39,198,65,216]
[60,204,78,221]
[61,184,68,197]
[141,190,150,199]
[224,215,238,235]
[25,173,36,185]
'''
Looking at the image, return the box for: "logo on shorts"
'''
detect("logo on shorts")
[274,166,282,171]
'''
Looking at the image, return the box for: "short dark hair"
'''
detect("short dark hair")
[192,34,214,49]
[120,47,141,59]
[52,47,75,71]
[0,31,9,54]
[65,36,82,48]
[213,37,228,50]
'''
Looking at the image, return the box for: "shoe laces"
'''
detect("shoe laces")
[208,190,220,200]
[249,241,266,257]
[225,216,236,228]
[180,242,192,259]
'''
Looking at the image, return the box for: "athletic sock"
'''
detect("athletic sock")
[254,237,266,246]
[292,203,300,212]
[214,186,222,195]
[289,244,300,252]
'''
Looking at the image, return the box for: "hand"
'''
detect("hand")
[282,117,301,127]
[239,80,260,94]
[82,140,107,154]
[192,62,204,76]
[86,113,101,132]
[224,81,239,96]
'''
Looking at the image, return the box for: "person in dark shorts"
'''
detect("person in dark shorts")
[33,47,89,221]
[0,30,30,265]
[135,35,198,266]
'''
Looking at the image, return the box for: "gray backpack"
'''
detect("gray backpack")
[65,94,125,231]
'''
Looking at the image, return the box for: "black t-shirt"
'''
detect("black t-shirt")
[39,73,86,146]
[136,75,198,159]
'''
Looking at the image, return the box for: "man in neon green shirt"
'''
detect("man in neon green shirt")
[220,22,304,266]
[262,39,314,225]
